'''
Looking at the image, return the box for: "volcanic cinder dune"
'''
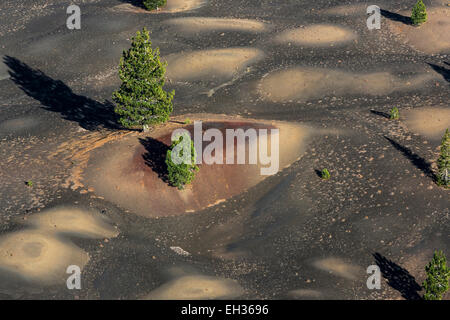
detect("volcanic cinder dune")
[321,4,368,16]
[0,231,89,284]
[0,116,41,135]
[164,17,269,33]
[165,48,264,83]
[83,117,312,217]
[163,0,207,13]
[404,107,450,141]
[258,67,436,102]
[275,24,357,46]
[25,207,119,239]
[0,207,117,285]
[144,275,244,300]
[112,0,206,14]
[387,6,450,54]
[313,257,362,280]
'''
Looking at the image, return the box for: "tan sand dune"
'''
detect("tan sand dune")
[111,0,206,14]
[0,207,118,285]
[313,257,362,280]
[387,6,450,54]
[165,17,268,33]
[165,48,264,82]
[0,231,89,284]
[321,4,368,16]
[404,107,450,140]
[275,24,357,46]
[287,289,323,299]
[144,275,243,299]
[258,67,436,102]
[164,0,206,13]
[25,207,118,239]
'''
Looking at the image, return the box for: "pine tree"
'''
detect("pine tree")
[389,107,399,120]
[423,250,450,300]
[113,28,174,129]
[143,0,166,11]
[437,128,449,188]
[166,133,199,190]
[321,168,331,180]
[411,0,427,25]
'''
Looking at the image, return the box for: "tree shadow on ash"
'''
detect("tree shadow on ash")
[314,169,323,178]
[139,137,169,183]
[384,136,436,181]
[370,110,390,119]
[373,253,422,300]
[428,63,450,83]
[4,56,119,131]
[380,9,412,25]
[118,0,146,9]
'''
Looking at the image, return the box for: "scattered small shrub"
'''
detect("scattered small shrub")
[389,107,399,120]
[411,0,427,25]
[321,168,331,180]
[437,128,449,188]
[26,180,33,187]
[143,0,166,11]
[423,250,449,300]
[184,118,192,124]
[166,133,199,189]
[113,27,174,129]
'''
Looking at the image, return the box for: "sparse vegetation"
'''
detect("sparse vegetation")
[113,27,174,129]
[25,180,33,187]
[389,107,399,120]
[423,250,449,300]
[184,118,192,124]
[143,0,166,11]
[166,133,199,190]
[321,168,331,180]
[411,0,427,26]
[437,128,449,188]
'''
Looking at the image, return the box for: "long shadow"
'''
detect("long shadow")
[4,56,119,131]
[139,137,169,183]
[373,253,422,300]
[118,0,145,8]
[370,110,390,119]
[428,63,450,83]
[380,9,412,25]
[384,136,435,181]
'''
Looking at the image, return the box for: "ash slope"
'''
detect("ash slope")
[0,0,449,300]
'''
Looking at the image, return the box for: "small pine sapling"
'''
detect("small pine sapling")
[411,0,427,25]
[389,107,399,120]
[423,250,450,300]
[321,168,331,180]
[436,128,449,188]
[166,133,199,189]
[143,0,166,11]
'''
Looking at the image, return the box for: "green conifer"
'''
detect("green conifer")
[143,0,166,11]
[437,129,449,188]
[389,107,399,120]
[423,250,449,300]
[166,133,199,190]
[113,28,174,129]
[411,0,428,25]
